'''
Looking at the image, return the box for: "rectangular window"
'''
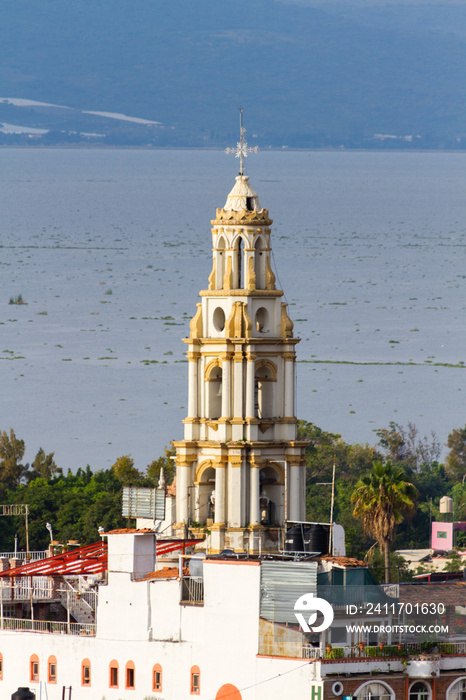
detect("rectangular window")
[32,662,39,682]
[3,604,15,618]
[126,668,135,689]
[83,666,90,685]
[110,667,118,688]
[154,671,162,690]
[49,663,56,682]
[192,673,200,694]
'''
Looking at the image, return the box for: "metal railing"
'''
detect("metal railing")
[259,640,466,660]
[0,617,95,635]
[0,577,53,600]
[62,577,98,613]
[181,577,204,604]
[0,551,48,561]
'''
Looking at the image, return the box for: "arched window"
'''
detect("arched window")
[254,237,264,289]
[190,665,200,695]
[254,361,276,419]
[109,660,119,688]
[217,237,226,289]
[152,663,162,692]
[206,363,222,419]
[355,681,395,700]
[81,659,91,687]
[446,677,466,700]
[410,682,430,700]
[216,684,242,700]
[0,652,3,680]
[125,660,135,689]
[30,654,39,683]
[48,655,57,684]
[236,237,244,288]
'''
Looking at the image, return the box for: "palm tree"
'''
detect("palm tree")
[351,460,418,583]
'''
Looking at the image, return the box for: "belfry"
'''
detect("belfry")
[173,115,308,553]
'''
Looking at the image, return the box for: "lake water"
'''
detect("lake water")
[1,148,466,472]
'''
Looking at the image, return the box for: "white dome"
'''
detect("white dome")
[223,175,260,212]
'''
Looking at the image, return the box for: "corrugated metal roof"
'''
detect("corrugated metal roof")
[260,560,317,624]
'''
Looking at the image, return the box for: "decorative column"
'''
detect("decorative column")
[288,461,301,522]
[283,353,295,417]
[245,353,255,418]
[250,464,260,526]
[233,349,244,418]
[221,356,231,418]
[176,460,190,524]
[187,352,199,417]
[214,464,226,525]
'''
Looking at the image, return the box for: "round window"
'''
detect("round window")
[213,307,225,332]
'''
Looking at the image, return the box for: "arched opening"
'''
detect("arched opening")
[236,237,244,288]
[216,684,242,700]
[207,364,222,419]
[125,660,135,689]
[152,663,162,692]
[254,237,265,289]
[254,361,276,419]
[255,307,269,333]
[48,655,57,684]
[217,236,226,289]
[190,665,200,695]
[30,654,39,683]
[81,659,91,687]
[410,682,431,700]
[109,660,119,688]
[259,464,282,525]
[354,681,395,700]
[196,464,216,523]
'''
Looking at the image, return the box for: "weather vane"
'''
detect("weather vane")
[225,108,259,176]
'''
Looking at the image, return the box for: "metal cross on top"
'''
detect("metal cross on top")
[225,108,259,176]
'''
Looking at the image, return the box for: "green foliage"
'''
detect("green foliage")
[146,446,176,486]
[27,447,62,482]
[352,460,418,582]
[0,428,26,499]
[376,421,440,472]
[367,550,414,584]
[111,455,144,486]
[445,425,466,480]
[7,466,126,551]
[444,550,462,573]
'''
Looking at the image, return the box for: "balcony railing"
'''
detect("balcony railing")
[0,617,95,636]
[0,577,53,600]
[259,640,466,660]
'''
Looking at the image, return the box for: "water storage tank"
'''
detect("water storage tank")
[12,689,35,700]
[440,496,453,514]
[305,524,329,555]
[188,553,205,578]
[285,525,304,552]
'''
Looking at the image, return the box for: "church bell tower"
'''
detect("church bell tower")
[173,114,307,553]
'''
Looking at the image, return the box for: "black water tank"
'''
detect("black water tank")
[285,525,304,552]
[305,524,329,555]
[12,689,35,700]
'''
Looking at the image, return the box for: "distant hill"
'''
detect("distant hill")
[1,0,466,148]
